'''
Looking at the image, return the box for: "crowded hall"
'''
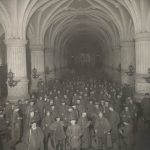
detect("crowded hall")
[0,0,150,150]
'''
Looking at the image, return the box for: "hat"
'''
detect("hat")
[31,119,37,124]
[94,102,99,105]
[145,93,149,96]
[14,106,19,111]
[61,100,66,103]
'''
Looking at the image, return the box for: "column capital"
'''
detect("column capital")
[135,32,150,41]
[5,39,27,47]
[30,44,44,51]
[120,41,134,47]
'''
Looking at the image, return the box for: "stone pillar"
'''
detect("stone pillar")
[104,49,113,79]
[54,51,61,79]
[45,48,55,79]
[112,46,121,83]
[5,39,29,102]
[121,41,135,85]
[30,44,45,92]
[135,33,150,101]
[60,51,67,77]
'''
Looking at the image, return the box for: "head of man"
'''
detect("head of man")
[89,100,93,104]
[77,99,80,104]
[98,112,103,118]
[72,105,77,109]
[61,101,65,106]
[101,100,104,106]
[0,113,4,118]
[125,106,129,112]
[14,107,19,112]
[30,101,34,106]
[31,122,37,130]
[51,105,55,110]
[46,111,50,116]
[95,103,99,108]
[82,112,87,117]
[30,111,35,118]
[70,119,76,125]
[105,101,109,107]
[109,106,114,112]
[56,117,61,122]
[68,107,73,112]
[145,93,150,99]
[50,100,54,105]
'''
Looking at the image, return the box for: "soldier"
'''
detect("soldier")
[60,100,69,120]
[94,112,112,150]
[72,93,79,105]
[141,93,150,125]
[78,112,91,150]
[41,111,53,149]
[76,99,85,117]
[66,119,82,150]
[50,105,59,121]
[36,96,44,120]
[49,116,66,150]
[114,95,122,114]
[108,106,120,150]
[121,106,133,124]
[54,96,61,108]
[24,111,38,135]
[127,97,137,119]
[87,100,95,120]
[23,121,44,150]
[4,101,12,125]
[0,112,9,150]
[119,121,134,150]
[82,93,89,107]
[66,107,78,125]
[103,101,110,118]
[93,102,101,116]
[127,97,138,132]
[10,106,22,148]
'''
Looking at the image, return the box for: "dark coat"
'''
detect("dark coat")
[66,124,82,148]
[24,127,44,150]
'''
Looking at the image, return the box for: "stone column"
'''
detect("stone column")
[30,44,45,92]
[112,46,121,83]
[5,39,29,102]
[54,51,61,79]
[59,51,67,77]
[135,33,150,101]
[121,41,135,85]
[104,49,113,79]
[45,48,55,80]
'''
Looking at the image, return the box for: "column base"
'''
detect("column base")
[7,78,29,103]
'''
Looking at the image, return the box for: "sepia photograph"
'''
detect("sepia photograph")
[0,0,150,150]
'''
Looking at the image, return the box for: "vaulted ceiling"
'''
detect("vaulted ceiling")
[0,0,150,56]
[27,0,135,52]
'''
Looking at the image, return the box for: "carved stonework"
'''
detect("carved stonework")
[69,0,91,9]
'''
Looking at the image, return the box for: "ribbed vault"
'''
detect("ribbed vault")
[2,0,150,77]
[24,0,137,74]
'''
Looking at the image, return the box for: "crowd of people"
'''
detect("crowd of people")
[0,73,149,150]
